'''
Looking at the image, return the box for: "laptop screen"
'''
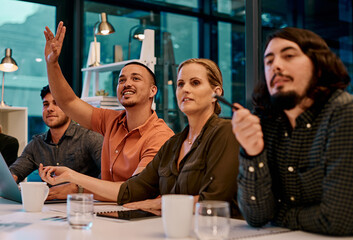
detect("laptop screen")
[0,153,22,203]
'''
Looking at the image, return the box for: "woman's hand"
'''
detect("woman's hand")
[232,104,264,156]
[123,197,162,216]
[39,163,74,186]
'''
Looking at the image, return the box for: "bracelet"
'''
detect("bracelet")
[77,184,84,193]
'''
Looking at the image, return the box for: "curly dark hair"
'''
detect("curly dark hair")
[40,85,50,100]
[253,27,350,116]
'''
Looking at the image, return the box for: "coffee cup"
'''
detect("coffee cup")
[162,194,194,238]
[20,182,49,212]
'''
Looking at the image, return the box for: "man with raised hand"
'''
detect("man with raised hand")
[42,21,174,200]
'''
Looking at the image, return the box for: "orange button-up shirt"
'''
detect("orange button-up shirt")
[91,108,174,181]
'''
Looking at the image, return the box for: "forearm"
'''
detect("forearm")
[46,62,93,129]
[70,171,123,202]
[238,150,276,227]
[46,62,77,108]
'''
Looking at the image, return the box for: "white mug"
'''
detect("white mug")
[162,194,194,238]
[20,182,49,212]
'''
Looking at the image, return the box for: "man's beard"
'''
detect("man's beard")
[46,116,70,129]
[121,100,137,108]
[270,91,303,111]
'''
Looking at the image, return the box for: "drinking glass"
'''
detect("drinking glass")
[194,201,230,240]
[67,193,94,230]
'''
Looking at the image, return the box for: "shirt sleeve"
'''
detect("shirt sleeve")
[237,150,276,227]
[91,107,107,136]
[137,130,173,168]
[274,103,353,235]
[85,130,103,171]
[117,146,164,204]
[9,140,38,183]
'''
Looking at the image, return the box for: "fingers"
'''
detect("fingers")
[232,103,244,111]
[44,22,65,43]
[55,21,64,40]
[232,109,264,156]
[57,26,66,44]
[40,166,57,185]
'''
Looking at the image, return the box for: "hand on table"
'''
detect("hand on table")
[123,197,162,216]
[47,182,77,200]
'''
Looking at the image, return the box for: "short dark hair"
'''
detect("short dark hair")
[123,61,156,85]
[253,27,350,116]
[40,85,50,100]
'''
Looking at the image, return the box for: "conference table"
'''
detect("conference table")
[0,197,352,240]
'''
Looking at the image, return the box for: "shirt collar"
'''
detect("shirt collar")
[117,110,158,135]
[44,120,75,143]
[173,113,218,151]
[288,90,343,128]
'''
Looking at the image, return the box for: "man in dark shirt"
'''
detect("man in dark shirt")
[0,125,19,166]
[232,27,353,235]
[10,85,103,199]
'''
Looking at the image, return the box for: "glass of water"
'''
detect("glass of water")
[67,193,94,230]
[194,201,230,240]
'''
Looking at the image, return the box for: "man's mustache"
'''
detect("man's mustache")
[270,72,294,87]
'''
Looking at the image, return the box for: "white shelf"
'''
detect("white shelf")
[81,59,139,73]
[0,106,28,156]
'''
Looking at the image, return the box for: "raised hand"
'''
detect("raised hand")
[44,21,66,64]
[232,104,264,156]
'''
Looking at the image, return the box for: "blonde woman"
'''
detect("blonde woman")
[41,58,241,217]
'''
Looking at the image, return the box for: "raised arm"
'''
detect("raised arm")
[44,21,93,130]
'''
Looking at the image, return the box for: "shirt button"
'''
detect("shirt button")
[306,123,311,128]
[56,145,59,149]
[258,162,264,168]
[284,132,288,137]
[56,163,60,166]
[288,166,294,172]
[290,196,295,201]
[250,196,256,201]
[115,150,119,154]
[248,166,255,172]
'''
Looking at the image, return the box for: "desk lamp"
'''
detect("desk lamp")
[90,12,115,67]
[0,48,18,107]
[128,25,146,60]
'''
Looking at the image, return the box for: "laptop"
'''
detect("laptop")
[0,153,22,203]
[0,153,67,204]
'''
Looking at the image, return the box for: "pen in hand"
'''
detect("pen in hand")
[212,94,239,110]
[27,157,40,169]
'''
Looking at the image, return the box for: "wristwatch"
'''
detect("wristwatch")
[77,184,84,193]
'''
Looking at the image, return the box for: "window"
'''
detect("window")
[0,0,56,138]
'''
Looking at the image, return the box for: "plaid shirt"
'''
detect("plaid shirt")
[238,89,353,236]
